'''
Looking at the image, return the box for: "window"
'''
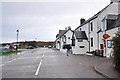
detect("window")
[68,37,70,39]
[91,38,93,47]
[72,39,75,46]
[64,35,66,42]
[90,22,93,31]
[80,28,81,31]
[79,46,84,48]
[107,40,112,48]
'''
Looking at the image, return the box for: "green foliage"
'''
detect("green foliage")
[0,51,2,56]
[0,51,22,56]
[112,32,120,70]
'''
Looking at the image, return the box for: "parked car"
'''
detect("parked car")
[26,46,34,49]
[48,46,52,48]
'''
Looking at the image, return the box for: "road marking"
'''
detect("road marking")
[35,59,42,76]
[42,54,44,58]
[0,59,17,67]
[0,64,4,67]
[35,54,44,76]
[18,57,40,60]
[7,59,16,63]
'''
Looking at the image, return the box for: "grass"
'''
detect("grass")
[0,50,22,56]
[18,46,26,49]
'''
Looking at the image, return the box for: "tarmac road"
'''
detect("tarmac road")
[1,48,107,78]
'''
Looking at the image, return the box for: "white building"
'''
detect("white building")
[55,27,73,53]
[55,0,120,57]
[55,30,67,50]
[71,31,88,54]
[73,0,120,57]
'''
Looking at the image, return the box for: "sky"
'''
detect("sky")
[1,0,110,43]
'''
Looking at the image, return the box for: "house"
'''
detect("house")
[55,27,73,53]
[55,30,67,50]
[73,0,120,57]
[55,0,120,57]
[71,31,88,54]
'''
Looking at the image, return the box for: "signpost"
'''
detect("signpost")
[103,34,110,39]
[103,34,110,57]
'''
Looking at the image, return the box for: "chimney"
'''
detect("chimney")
[80,18,86,25]
[111,0,120,3]
[68,26,71,30]
[65,27,67,30]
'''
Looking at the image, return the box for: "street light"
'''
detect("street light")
[16,30,19,43]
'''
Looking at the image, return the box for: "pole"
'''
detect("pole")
[16,30,19,43]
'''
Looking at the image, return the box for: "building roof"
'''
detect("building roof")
[59,30,67,38]
[55,30,67,41]
[74,31,88,40]
[55,27,74,41]
[75,3,112,31]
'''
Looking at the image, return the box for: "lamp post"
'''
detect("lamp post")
[16,30,19,43]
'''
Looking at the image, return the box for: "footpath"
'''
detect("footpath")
[94,58,120,79]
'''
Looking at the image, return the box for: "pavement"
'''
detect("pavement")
[94,58,120,79]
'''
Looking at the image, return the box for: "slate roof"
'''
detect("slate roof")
[55,27,74,41]
[55,30,67,41]
[59,30,67,38]
[74,31,88,40]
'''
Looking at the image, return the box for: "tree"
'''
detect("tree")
[112,32,120,71]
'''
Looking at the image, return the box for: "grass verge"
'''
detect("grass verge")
[0,50,22,56]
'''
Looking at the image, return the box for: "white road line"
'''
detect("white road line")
[35,54,44,76]
[7,59,16,63]
[35,59,42,76]
[0,64,4,67]
[42,54,44,58]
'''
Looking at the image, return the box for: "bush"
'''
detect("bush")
[112,32,120,71]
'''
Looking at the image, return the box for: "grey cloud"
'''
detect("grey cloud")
[2,2,110,43]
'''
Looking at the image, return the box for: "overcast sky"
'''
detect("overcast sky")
[2,0,110,43]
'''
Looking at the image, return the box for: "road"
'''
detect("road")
[1,48,108,78]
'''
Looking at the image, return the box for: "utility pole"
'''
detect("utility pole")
[16,30,19,43]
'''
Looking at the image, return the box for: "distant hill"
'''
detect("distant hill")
[2,41,55,47]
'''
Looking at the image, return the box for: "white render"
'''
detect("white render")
[99,27,120,57]
[55,39,60,50]
[60,29,73,53]
[72,35,88,54]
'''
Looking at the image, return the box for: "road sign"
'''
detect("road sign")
[103,34,110,39]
